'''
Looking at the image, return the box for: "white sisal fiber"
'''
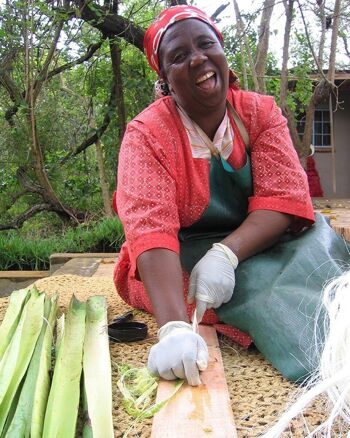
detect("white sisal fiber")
[260,270,350,438]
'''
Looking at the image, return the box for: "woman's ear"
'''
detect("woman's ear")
[161,81,171,96]
[157,71,171,96]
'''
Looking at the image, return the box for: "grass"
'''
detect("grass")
[0,217,124,271]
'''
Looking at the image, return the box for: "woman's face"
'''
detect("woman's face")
[159,19,229,119]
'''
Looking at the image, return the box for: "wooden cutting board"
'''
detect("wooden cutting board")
[151,326,237,438]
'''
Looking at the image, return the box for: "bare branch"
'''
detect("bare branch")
[0,52,23,105]
[169,0,187,5]
[60,83,117,163]
[73,1,145,51]
[0,204,62,231]
[297,0,328,81]
[46,40,105,80]
[17,166,49,197]
[211,3,230,22]
[317,0,327,67]
[279,0,303,152]
[109,38,126,142]
[16,166,85,222]
[341,34,350,58]
[327,0,342,84]
[255,0,275,93]
[232,0,260,92]
[33,20,64,103]
[1,41,104,124]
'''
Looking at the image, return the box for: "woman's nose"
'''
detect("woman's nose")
[190,50,207,67]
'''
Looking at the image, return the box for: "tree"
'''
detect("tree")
[0,0,349,232]
[224,0,348,159]
[0,0,154,229]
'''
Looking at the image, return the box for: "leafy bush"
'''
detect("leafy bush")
[0,218,124,271]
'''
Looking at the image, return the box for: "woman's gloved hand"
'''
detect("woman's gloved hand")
[147,321,208,386]
[188,243,239,322]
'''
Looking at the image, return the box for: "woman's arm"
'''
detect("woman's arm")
[221,210,293,262]
[138,248,209,386]
[137,248,189,326]
[187,210,293,321]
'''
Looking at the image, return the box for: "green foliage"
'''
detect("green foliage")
[0,0,161,231]
[223,24,280,96]
[222,21,316,119]
[284,32,314,114]
[0,218,124,270]
[1,0,347,256]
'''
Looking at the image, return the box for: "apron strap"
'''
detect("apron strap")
[227,100,250,148]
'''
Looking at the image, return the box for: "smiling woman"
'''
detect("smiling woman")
[112,5,349,387]
[158,19,228,140]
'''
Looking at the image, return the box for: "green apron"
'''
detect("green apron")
[179,153,252,273]
[178,105,350,382]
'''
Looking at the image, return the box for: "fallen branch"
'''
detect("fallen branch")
[16,167,85,223]
[0,204,61,231]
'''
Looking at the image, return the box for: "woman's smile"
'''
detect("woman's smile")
[196,71,216,90]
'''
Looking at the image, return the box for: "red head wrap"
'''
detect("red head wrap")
[144,5,224,75]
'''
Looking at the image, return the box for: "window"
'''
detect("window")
[297,107,331,149]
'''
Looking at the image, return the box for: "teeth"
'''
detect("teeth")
[196,71,215,84]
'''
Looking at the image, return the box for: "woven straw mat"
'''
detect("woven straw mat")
[0,274,342,437]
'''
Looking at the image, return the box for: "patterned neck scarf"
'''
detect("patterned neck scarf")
[176,105,234,161]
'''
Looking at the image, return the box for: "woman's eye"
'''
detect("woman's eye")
[200,40,215,48]
[173,52,186,63]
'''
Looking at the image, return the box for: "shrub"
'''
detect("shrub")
[0,218,124,270]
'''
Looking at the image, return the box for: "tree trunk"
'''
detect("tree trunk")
[109,39,126,144]
[95,138,114,217]
[327,0,341,84]
[240,45,249,91]
[109,38,126,179]
[255,0,276,93]
[60,76,114,218]
[27,97,78,221]
[300,0,341,157]
[21,1,80,222]
[232,0,260,92]
[279,0,303,154]
[317,0,326,67]
[88,105,114,217]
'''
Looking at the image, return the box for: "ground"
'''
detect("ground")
[312,198,350,209]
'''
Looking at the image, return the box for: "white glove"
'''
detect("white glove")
[188,243,238,322]
[147,321,208,386]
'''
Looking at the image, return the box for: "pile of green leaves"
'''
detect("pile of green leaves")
[0,288,114,437]
[0,217,124,270]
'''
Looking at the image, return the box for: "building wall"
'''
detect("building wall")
[314,87,350,198]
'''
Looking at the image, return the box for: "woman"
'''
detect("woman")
[113,5,349,386]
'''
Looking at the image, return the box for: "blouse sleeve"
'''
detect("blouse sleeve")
[247,95,315,231]
[115,122,180,276]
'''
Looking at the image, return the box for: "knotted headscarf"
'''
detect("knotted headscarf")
[144,5,223,75]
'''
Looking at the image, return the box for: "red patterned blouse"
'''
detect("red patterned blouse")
[113,86,315,347]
